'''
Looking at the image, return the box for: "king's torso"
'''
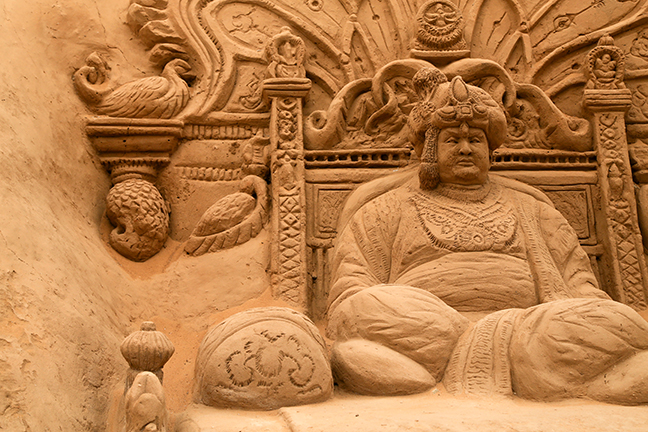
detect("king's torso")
[393,182,538,311]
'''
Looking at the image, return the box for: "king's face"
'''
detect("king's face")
[437,125,490,186]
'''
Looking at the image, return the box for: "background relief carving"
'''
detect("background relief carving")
[8,0,648,431]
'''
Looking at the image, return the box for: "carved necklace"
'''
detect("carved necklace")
[410,182,519,252]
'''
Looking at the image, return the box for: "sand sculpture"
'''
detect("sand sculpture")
[9,0,648,430]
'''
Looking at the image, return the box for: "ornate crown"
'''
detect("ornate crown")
[433,77,491,131]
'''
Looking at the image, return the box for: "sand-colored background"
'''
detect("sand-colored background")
[0,1,282,430]
[4,1,648,431]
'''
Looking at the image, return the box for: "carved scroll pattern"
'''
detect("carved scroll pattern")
[594,112,648,308]
[224,330,316,389]
[194,307,333,409]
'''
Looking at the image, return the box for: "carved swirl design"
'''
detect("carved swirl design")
[106,179,170,261]
[195,307,333,410]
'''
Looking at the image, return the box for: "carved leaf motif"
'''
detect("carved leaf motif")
[128,4,167,27]
[139,19,186,46]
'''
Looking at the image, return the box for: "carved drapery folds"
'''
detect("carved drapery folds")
[584,35,648,309]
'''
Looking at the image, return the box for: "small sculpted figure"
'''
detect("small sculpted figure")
[327,70,648,404]
[585,35,626,90]
[630,29,648,60]
[265,27,306,79]
[594,54,617,84]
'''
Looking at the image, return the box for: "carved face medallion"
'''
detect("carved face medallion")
[424,3,458,29]
[437,125,490,186]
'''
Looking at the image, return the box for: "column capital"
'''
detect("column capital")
[583,89,632,112]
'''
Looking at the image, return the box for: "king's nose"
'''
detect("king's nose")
[458,139,472,154]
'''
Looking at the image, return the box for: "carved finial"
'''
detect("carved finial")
[120,321,175,388]
[264,27,306,79]
[598,33,616,47]
[585,34,626,90]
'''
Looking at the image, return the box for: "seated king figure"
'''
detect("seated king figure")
[326,69,648,404]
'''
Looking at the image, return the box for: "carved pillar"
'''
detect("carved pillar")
[263,78,312,311]
[584,35,648,309]
[260,28,312,312]
[87,118,182,261]
[629,144,648,251]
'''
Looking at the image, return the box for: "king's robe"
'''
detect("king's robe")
[327,172,648,402]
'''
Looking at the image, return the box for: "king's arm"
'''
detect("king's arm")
[328,192,404,310]
[538,200,610,300]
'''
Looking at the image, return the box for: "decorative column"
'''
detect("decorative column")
[262,28,312,312]
[584,35,648,309]
[86,118,182,261]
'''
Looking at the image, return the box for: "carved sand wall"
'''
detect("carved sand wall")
[0,1,275,431]
[0,2,134,430]
[7,0,648,431]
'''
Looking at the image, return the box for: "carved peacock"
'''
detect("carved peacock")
[185,175,269,256]
[74,52,194,119]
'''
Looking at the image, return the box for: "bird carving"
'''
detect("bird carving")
[185,175,269,256]
[73,52,113,105]
[74,52,194,119]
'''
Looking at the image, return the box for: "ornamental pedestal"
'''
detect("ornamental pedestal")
[87,118,181,261]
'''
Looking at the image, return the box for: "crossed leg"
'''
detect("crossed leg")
[329,286,648,404]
